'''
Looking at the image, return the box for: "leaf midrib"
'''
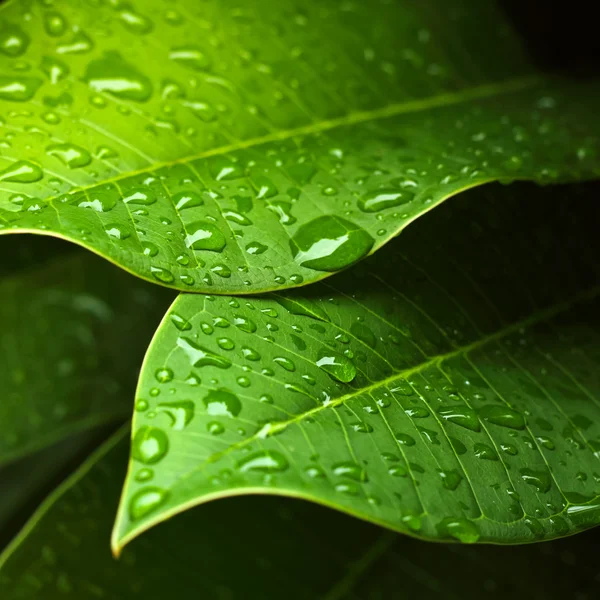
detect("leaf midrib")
[31,75,542,207]
[193,283,599,472]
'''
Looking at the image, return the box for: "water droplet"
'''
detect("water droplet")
[155,367,173,383]
[217,337,235,350]
[157,400,195,430]
[290,216,374,272]
[0,23,30,56]
[84,51,152,101]
[185,221,226,251]
[151,266,175,284]
[388,465,408,477]
[436,517,480,543]
[131,426,169,464]
[267,200,296,225]
[251,175,278,199]
[473,443,499,461]
[118,5,153,34]
[123,188,156,206]
[316,349,356,383]
[46,143,91,169]
[520,468,552,493]
[129,487,168,521]
[404,407,430,419]
[203,389,241,417]
[395,433,416,446]
[358,188,414,212]
[234,315,257,333]
[274,356,296,372]
[171,313,192,331]
[177,337,232,369]
[245,241,268,255]
[169,46,210,71]
[0,160,43,183]
[478,405,526,430]
[135,468,154,483]
[173,190,204,210]
[237,450,289,473]
[207,421,225,435]
[438,405,481,432]
[332,461,368,482]
[56,30,94,55]
[439,469,463,490]
[44,11,68,36]
[0,75,42,102]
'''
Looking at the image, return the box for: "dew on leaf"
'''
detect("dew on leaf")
[203,389,241,418]
[131,426,169,464]
[290,216,374,272]
[237,450,289,473]
[129,487,168,521]
[157,400,195,430]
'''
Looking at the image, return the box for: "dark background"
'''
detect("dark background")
[500,0,600,75]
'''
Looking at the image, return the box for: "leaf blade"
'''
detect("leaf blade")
[113,182,600,548]
[1,0,599,291]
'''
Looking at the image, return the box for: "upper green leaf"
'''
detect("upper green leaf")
[0,236,173,467]
[113,182,600,549]
[3,428,600,599]
[1,0,599,292]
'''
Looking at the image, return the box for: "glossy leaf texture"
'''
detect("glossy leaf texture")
[2,430,600,599]
[1,0,600,293]
[0,236,174,467]
[113,182,600,549]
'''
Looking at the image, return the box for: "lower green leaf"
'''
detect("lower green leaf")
[2,428,600,599]
[113,182,600,549]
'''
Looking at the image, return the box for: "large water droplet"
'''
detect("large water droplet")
[157,400,195,430]
[169,46,210,71]
[203,389,241,417]
[437,405,481,432]
[520,468,552,493]
[316,349,356,382]
[436,517,480,543]
[358,188,414,212]
[0,160,43,183]
[0,76,42,101]
[0,24,30,56]
[332,461,368,481]
[478,405,526,430]
[84,51,152,102]
[290,216,374,272]
[46,144,91,169]
[177,337,232,369]
[129,487,168,521]
[185,221,226,251]
[131,426,169,464]
[173,190,204,210]
[237,450,289,473]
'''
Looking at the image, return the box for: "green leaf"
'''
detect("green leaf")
[1,0,599,292]
[3,428,600,599]
[113,182,600,549]
[0,237,173,466]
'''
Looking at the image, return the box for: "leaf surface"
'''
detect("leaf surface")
[0,237,173,466]
[2,429,600,599]
[1,0,599,291]
[113,182,600,548]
